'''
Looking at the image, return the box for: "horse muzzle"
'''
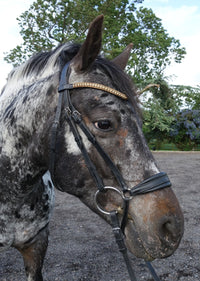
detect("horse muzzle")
[95,183,184,261]
[124,186,184,260]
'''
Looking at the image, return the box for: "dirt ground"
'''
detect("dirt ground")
[0,152,199,281]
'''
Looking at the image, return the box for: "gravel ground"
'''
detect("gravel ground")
[0,152,199,281]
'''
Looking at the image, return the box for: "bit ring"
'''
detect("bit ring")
[95,186,123,215]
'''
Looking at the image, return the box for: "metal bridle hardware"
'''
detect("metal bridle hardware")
[95,186,130,216]
[50,61,172,281]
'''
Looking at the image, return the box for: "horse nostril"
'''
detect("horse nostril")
[163,222,176,241]
[159,217,180,244]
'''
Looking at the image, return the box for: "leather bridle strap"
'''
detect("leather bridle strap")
[65,105,106,192]
[70,111,129,191]
[130,171,171,195]
[110,210,137,281]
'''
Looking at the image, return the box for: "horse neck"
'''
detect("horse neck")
[0,72,60,188]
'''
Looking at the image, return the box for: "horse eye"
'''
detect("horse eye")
[94,120,112,131]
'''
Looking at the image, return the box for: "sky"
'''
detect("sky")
[0,0,199,92]
[143,0,200,87]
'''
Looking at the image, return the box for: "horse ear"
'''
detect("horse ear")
[71,15,104,72]
[112,43,133,70]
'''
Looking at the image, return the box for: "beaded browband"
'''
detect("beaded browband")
[59,82,128,100]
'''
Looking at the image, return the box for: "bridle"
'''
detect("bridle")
[49,61,171,281]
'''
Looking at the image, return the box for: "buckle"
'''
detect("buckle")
[72,110,82,123]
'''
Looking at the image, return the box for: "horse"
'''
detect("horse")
[0,15,184,281]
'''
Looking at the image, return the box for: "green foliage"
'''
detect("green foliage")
[4,0,186,85]
[171,85,200,110]
[142,82,200,150]
[142,77,178,146]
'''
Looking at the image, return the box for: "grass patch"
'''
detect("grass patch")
[148,141,200,151]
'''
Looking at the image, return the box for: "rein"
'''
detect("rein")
[50,62,171,281]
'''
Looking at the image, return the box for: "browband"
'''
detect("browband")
[58,82,128,100]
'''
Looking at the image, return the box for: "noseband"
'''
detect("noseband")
[50,62,171,281]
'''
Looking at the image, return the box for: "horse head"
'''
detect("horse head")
[53,15,184,260]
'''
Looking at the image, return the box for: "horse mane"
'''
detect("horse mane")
[3,43,81,93]
[22,43,81,77]
[3,43,140,114]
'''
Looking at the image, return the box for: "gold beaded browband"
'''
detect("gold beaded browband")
[70,82,128,100]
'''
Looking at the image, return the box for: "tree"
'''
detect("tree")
[142,77,179,148]
[171,85,200,110]
[142,82,200,149]
[4,0,186,86]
